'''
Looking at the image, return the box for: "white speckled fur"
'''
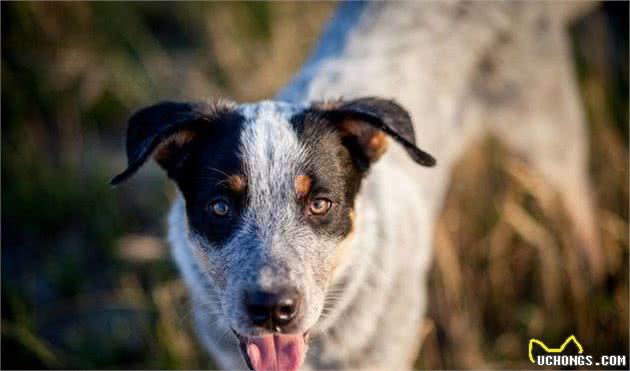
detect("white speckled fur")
[169,2,596,369]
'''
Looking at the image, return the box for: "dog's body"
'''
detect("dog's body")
[114,2,597,370]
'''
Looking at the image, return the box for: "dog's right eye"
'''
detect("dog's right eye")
[309,198,332,216]
[208,199,230,217]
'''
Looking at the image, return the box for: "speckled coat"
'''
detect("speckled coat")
[167,2,596,370]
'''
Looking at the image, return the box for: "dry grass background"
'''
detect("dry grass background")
[1,2,627,369]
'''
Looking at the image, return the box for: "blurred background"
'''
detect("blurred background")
[1,2,627,369]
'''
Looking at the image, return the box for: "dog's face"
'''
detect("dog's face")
[112,98,434,371]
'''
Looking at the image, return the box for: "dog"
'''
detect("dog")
[112,2,598,370]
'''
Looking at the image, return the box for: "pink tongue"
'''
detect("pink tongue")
[246,334,305,371]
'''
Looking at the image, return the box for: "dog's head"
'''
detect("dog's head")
[112,98,435,371]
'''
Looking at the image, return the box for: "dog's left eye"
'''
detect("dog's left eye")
[208,199,230,217]
[309,198,332,215]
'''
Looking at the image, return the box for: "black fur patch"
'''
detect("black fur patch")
[177,113,250,246]
[290,111,361,240]
[110,100,247,245]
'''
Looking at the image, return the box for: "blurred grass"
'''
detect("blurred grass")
[1,2,627,369]
[417,4,629,369]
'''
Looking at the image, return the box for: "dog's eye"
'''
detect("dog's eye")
[208,199,230,217]
[309,198,332,215]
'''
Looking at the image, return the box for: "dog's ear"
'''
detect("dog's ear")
[316,97,436,171]
[111,100,235,185]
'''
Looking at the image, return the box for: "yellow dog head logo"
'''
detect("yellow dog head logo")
[528,335,584,363]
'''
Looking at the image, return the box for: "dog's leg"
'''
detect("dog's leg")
[467,5,602,283]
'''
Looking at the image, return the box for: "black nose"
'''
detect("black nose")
[244,289,301,331]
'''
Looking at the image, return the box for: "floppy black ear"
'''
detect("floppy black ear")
[316,97,436,170]
[110,100,235,185]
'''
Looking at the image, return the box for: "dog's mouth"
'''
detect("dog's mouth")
[232,329,310,371]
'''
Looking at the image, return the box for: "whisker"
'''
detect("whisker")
[205,167,231,178]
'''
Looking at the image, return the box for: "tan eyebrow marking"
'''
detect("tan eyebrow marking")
[226,175,246,193]
[295,175,312,197]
